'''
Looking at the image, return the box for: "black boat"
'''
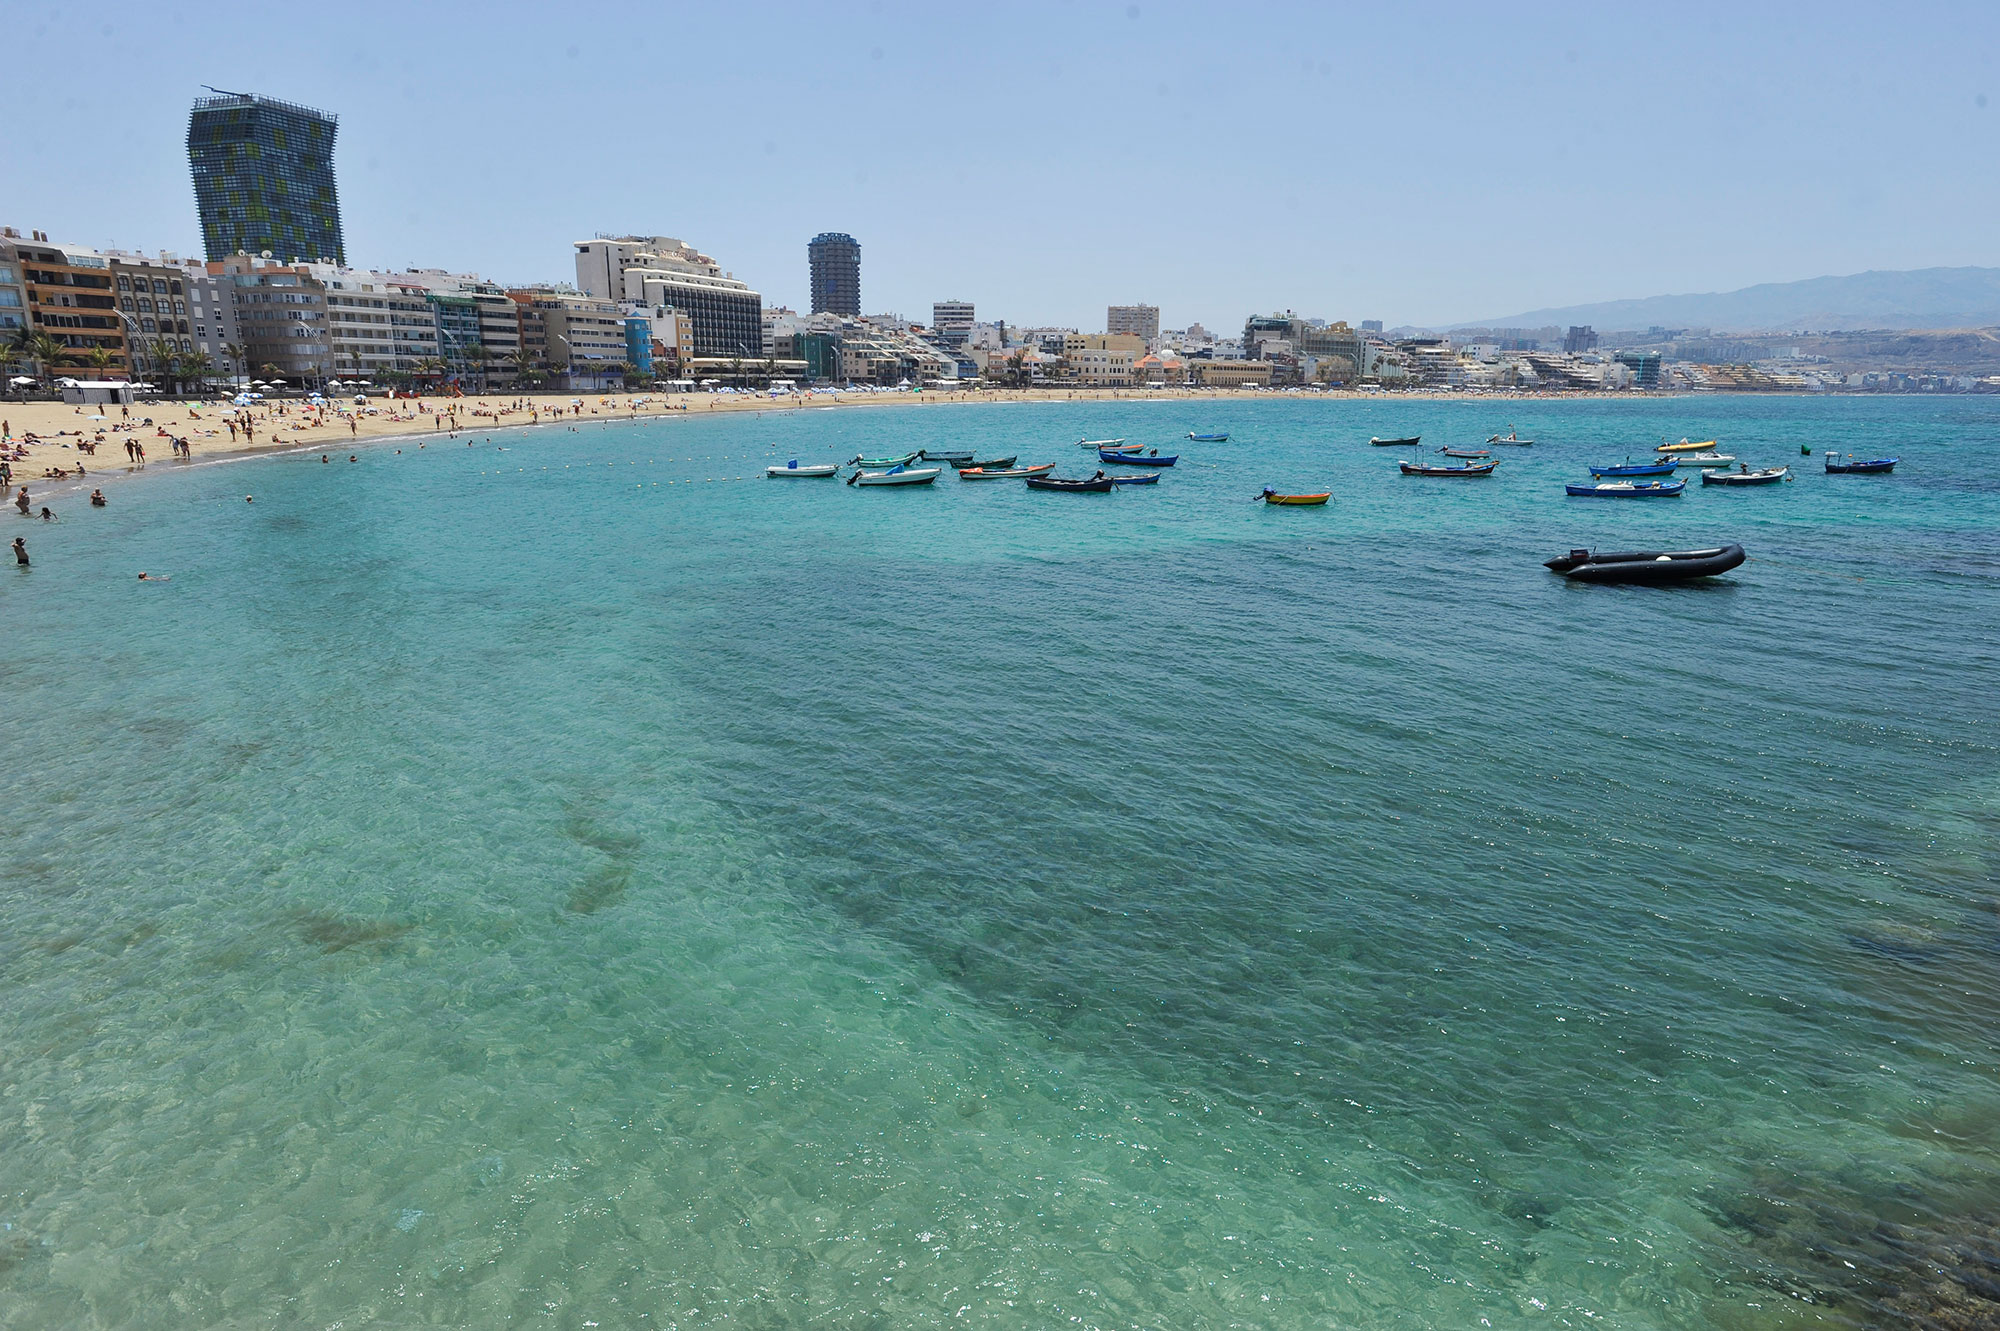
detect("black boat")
[1825,455,1898,474]
[921,450,976,465]
[1025,474,1115,493]
[957,455,1018,470]
[1370,435,1421,446]
[1544,544,1746,583]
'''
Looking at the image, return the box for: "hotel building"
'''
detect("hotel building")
[187,91,345,264]
[808,233,861,317]
[572,236,761,358]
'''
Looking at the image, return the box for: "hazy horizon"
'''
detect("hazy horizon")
[6,0,1995,331]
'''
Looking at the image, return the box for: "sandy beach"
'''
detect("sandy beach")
[1,382,1575,493]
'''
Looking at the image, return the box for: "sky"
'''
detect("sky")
[5,0,1995,331]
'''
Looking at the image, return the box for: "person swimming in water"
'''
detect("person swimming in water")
[137,572,171,581]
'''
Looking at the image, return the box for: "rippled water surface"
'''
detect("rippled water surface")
[3,395,1998,1329]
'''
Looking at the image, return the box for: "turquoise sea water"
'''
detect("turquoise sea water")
[2,395,1997,1329]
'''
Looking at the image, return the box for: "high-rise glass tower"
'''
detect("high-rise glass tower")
[808,232,860,316]
[188,91,345,264]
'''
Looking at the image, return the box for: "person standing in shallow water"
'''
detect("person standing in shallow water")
[11,537,26,566]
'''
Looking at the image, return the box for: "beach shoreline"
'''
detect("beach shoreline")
[2,382,1653,512]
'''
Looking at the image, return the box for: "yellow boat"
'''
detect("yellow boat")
[1656,437,1719,454]
[1261,489,1330,506]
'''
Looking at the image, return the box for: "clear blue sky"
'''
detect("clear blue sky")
[6,1,1994,330]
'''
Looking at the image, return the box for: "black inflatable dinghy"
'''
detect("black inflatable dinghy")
[1544,544,1746,583]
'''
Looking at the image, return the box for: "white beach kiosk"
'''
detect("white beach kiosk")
[57,378,137,406]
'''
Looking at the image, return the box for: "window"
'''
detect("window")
[117,275,131,291]
[141,318,156,332]
[152,280,168,295]
[137,298,154,313]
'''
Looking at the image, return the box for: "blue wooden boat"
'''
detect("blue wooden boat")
[1824,455,1898,474]
[1187,431,1229,442]
[1564,479,1685,498]
[1100,449,1177,467]
[1107,472,1160,485]
[1588,459,1677,477]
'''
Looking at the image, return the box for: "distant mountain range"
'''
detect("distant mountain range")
[1453,267,2000,335]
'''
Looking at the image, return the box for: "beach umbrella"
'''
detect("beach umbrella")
[8,375,35,385]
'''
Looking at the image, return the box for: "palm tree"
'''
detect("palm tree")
[144,338,180,393]
[220,341,248,387]
[84,345,117,377]
[463,343,490,393]
[19,331,71,386]
[178,351,215,393]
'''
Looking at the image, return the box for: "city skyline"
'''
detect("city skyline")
[3,2,1996,330]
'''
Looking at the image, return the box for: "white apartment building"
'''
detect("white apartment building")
[573,235,761,357]
[307,265,439,378]
[931,299,974,345]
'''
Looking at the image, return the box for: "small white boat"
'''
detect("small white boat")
[1078,437,1126,449]
[847,465,942,487]
[766,461,840,478]
[1670,452,1735,468]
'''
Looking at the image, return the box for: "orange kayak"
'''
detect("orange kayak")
[1263,491,1330,505]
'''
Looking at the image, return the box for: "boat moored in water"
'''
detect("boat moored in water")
[846,464,941,487]
[1825,454,1899,474]
[958,464,1054,479]
[956,455,1018,470]
[1261,489,1330,505]
[1671,452,1736,468]
[1588,458,1678,477]
[1100,449,1177,466]
[920,450,975,465]
[1486,428,1535,446]
[1187,431,1230,442]
[1026,474,1116,492]
[1544,544,1746,582]
[1400,459,1498,477]
[1700,465,1791,487]
[1108,472,1160,485]
[1440,447,1493,459]
[851,451,923,469]
[1564,479,1686,498]
[1078,437,1127,449]
[1370,435,1421,447]
[1656,437,1720,454]
[765,461,841,478]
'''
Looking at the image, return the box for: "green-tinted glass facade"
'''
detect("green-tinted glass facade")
[188,93,345,265]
